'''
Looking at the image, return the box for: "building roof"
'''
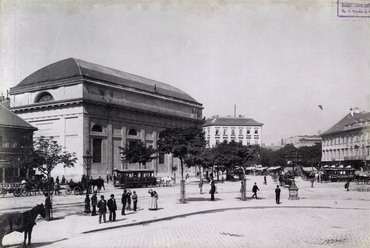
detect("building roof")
[13,58,198,103]
[321,111,370,136]
[0,104,37,130]
[203,116,263,127]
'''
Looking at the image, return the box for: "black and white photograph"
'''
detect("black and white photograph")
[0,0,369,247]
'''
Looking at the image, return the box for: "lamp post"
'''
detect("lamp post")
[83,151,93,213]
[285,148,301,200]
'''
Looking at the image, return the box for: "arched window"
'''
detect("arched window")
[128,129,137,136]
[92,125,102,132]
[35,92,54,103]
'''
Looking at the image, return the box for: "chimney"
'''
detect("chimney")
[350,108,354,116]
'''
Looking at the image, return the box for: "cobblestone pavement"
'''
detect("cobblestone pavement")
[37,207,370,248]
[1,176,370,248]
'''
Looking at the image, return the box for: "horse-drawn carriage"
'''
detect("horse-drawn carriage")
[0,183,24,197]
[65,181,88,195]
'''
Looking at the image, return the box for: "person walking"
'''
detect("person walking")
[209,180,216,201]
[345,180,350,191]
[132,191,138,211]
[121,189,128,215]
[240,181,245,199]
[91,191,97,216]
[275,185,281,204]
[107,194,117,222]
[251,182,259,199]
[199,179,203,194]
[310,177,315,188]
[97,195,107,224]
[264,174,267,185]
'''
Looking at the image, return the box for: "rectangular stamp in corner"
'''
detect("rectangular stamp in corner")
[337,0,370,18]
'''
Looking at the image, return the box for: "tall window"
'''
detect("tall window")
[93,139,102,163]
[159,153,165,164]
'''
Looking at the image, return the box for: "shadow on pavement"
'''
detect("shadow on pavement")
[2,238,68,248]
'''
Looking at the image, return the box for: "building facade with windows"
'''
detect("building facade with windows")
[9,58,203,180]
[281,135,322,148]
[320,108,370,171]
[0,103,37,183]
[203,115,263,147]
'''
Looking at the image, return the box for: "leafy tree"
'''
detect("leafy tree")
[119,141,157,169]
[157,127,206,203]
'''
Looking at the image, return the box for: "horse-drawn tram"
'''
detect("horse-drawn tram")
[322,165,356,182]
[113,169,157,188]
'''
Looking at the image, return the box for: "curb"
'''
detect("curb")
[82,205,368,234]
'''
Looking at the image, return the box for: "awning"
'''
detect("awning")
[267,166,281,171]
[301,167,318,172]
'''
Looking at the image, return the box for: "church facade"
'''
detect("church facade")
[9,58,203,180]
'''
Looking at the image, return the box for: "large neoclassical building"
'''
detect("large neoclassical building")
[9,58,203,180]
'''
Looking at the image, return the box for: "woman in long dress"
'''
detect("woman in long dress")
[148,189,158,210]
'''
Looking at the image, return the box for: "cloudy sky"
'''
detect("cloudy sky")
[1,0,369,145]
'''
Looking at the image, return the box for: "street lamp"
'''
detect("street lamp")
[83,151,93,213]
[285,148,301,200]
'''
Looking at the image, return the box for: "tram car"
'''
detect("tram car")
[322,165,356,182]
[113,169,157,188]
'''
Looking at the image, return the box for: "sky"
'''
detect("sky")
[1,0,369,145]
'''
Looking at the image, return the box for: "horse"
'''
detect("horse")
[160,176,175,187]
[89,178,105,192]
[0,204,46,247]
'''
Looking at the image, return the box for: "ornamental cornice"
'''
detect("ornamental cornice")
[9,77,83,94]
[11,99,83,112]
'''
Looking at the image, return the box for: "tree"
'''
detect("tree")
[157,127,206,203]
[119,141,157,169]
[15,136,77,220]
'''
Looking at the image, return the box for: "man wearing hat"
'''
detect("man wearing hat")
[97,195,107,224]
[107,194,117,222]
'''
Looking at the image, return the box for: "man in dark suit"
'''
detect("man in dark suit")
[275,185,281,204]
[121,189,128,215]
[107,194,117,222]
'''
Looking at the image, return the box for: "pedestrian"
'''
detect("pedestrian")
[91,191,97,216]
[97,195,107,224]
[107,194,117,222]
[56,176,60,185]
[106,174,109,184]
[185,173,189,184]
[199,179,203,194]
[45,193,52,221]
[251,182,259,199]
[264,174,267,185]
[344,180,350,191]
[126,190,132,210]
[148,189,158,210]
[209,180,216,201]
[240,181,245,199]
[61,175,66,184]
[275,185,281,204]
[132,191,138,211]
[54,182,61,195]
[310,177,315,188]
[121,189,127,215]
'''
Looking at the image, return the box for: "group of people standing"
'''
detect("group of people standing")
[91,189,152,224]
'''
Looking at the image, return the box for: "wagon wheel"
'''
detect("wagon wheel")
[13,189,22,197]
[65,186,72,195]
[0,189,6,198]
[74,186,82,195]
[21,188,28,197]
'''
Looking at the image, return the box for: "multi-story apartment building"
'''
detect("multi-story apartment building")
[203,115,263,147]
[321,107,370,171]
[281,135,322,148]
